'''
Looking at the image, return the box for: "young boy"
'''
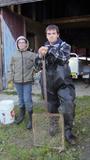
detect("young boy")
[35,25,76,145]
[8,36,36,130]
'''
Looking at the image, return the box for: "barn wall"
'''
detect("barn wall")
[1,8,25,88]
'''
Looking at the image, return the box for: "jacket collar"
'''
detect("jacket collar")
[45,38,63,47]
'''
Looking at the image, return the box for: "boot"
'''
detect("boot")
[49,115,58,136]
[15,107,25,124]
[27,111,33,130]
[65,129,76,145]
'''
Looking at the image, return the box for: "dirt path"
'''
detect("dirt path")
[0,79,90,103]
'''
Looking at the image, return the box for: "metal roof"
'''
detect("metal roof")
[0,0,43,7]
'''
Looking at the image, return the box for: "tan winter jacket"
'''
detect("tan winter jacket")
[8,50,36,83]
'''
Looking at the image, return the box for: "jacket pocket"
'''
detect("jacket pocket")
[25,58,34,69]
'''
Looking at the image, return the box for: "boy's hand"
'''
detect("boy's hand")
[38,46,48,58]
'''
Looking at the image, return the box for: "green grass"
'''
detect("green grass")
[0,96,90,160]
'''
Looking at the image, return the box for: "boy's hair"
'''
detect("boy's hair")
[45,24,59,34]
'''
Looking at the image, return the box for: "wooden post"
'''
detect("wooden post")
[18,5,21,15]
[10,5,14,12]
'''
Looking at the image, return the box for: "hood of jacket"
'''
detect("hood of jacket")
[16,36,29,51]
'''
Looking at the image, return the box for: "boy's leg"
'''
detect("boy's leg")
[14,83,25,124]
[23,83,33,130]
[57,85,76,145]
[47,91,59,136]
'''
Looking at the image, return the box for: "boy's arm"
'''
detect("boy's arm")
[48,42,71,65]
[8,57,15,82]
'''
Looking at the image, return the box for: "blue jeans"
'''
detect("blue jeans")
[14,83,33,112]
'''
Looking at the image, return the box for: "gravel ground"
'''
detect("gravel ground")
[74,79,90,97]
[0,79,90,104]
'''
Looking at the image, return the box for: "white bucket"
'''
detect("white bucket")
[0,100,15,124]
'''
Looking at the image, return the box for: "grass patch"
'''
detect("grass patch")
[0,96,90,159]
[2,89,17,95]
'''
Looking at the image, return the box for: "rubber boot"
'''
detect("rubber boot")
[65,129,76,145]
[49,115,58,136]
[15,107,25,124]
[27,111,33,130]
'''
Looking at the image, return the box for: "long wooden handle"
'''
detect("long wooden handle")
[42,56,48,108]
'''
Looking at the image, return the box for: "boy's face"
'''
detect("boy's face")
[17,39,27,51]
[46,29,59,44]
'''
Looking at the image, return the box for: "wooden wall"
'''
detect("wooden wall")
[0,8,25,88]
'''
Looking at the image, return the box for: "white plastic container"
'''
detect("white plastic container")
[0,100,15,124]
[69,53,79,79]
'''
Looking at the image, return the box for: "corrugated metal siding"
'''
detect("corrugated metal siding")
[2,8,25,88]
[0,0,43,7]
[0,18,3,90]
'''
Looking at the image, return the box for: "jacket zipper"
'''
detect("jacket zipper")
[21,51,24,83]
